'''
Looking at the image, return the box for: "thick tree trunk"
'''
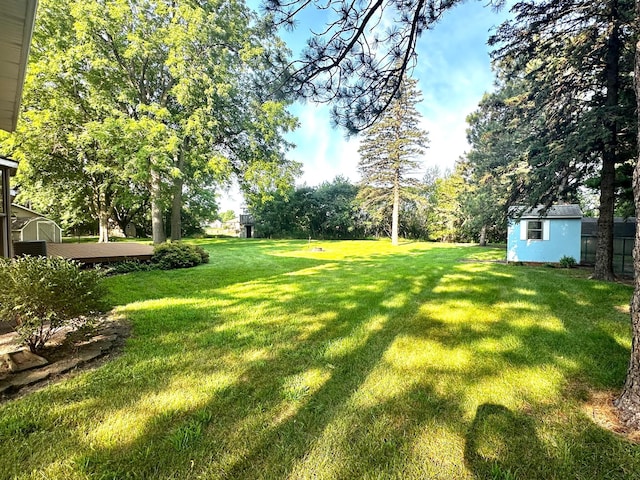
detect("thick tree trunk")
[170,178,183,241]
[98,210,110,243]
[593,2,621,281]
[614,1,640,427]
[170,147,185,242]
[391,169,400,246]
[615,143,640,427]
[150,168,165,244]
[593,158,616,280]
[593,0,622,280]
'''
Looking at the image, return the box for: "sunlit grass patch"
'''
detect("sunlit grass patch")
[0,239,638,479]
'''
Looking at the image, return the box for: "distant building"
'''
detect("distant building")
[239,214,254,238]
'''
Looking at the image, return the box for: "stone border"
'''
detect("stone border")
[0,315,129,401]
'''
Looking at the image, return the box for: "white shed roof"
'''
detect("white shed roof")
[0,0,37,132]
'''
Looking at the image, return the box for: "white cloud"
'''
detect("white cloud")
[288,103,362,186]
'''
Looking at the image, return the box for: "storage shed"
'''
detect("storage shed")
[581,217,636,276]
[507,204,582,264]
[12,216,62,243]
[11,204,62,243]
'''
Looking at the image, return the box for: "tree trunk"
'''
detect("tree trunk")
[391,169,400,246]
[95,185,111,243]
[170,147,185,242]
[593,157,616,280]
[150,167,165,244]
[593,1,621,281]
[98,211,110,243]
[614,0,640,427]
[615,138,640,427]
[479,225,487,247]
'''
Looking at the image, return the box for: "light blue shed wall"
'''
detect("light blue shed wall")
[507,218,582,263]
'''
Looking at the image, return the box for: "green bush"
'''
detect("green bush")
[559,255,577,268]
[151,242,210,270]
[197,246,210,265]
[0,256,106,352]
[105,259,155,275]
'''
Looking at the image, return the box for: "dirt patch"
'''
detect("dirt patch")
[582,390,640,444]
[0,314,130,402]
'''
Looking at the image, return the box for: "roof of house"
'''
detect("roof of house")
[11,203,43,217]
[509,204,583,219]
[0,0,37,132]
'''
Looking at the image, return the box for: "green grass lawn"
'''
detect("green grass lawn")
[1,239,639,479]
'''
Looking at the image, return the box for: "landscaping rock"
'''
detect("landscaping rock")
[0,315,129,400]
[1,368,52,393]
[3,350,49,373]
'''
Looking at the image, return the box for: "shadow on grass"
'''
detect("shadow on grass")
[0,241,638,479]
[465,403,635,480]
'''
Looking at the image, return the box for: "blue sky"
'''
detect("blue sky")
[220,1,514,212]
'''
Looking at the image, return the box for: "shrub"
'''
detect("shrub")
[0,256,107,352]
[151,242,209,270]
[196,245,210,265]
[559,255,577,268]
[105,259,155,275]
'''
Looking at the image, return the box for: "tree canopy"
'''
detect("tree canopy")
[263,0,505,132]
[3,0,300,242]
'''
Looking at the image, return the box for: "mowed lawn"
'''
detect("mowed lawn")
[1,239,640,479]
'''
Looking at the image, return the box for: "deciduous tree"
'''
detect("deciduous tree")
[5,0,298,243]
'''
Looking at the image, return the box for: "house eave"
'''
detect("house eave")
[0,156,19,175]
[0,0,38,133]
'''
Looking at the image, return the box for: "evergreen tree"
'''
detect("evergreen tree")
[616,0,640,428]
[265,0,504,132]
[464,83,529,245]
[490,0,637,280]
[357,76,429,246]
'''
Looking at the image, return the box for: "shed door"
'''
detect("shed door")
[37,221,56,242]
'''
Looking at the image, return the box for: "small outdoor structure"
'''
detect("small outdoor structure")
[581,217,636,276]
[507,204,583,264]
[11,204,63,243]
[239,213,254,238]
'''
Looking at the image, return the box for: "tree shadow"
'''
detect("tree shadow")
[465,403,553,479]
[1,242,638,478]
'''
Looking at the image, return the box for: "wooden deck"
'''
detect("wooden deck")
[47,242,154,264]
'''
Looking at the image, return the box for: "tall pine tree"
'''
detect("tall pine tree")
[357,75,429,246]
[490,0,636,280]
